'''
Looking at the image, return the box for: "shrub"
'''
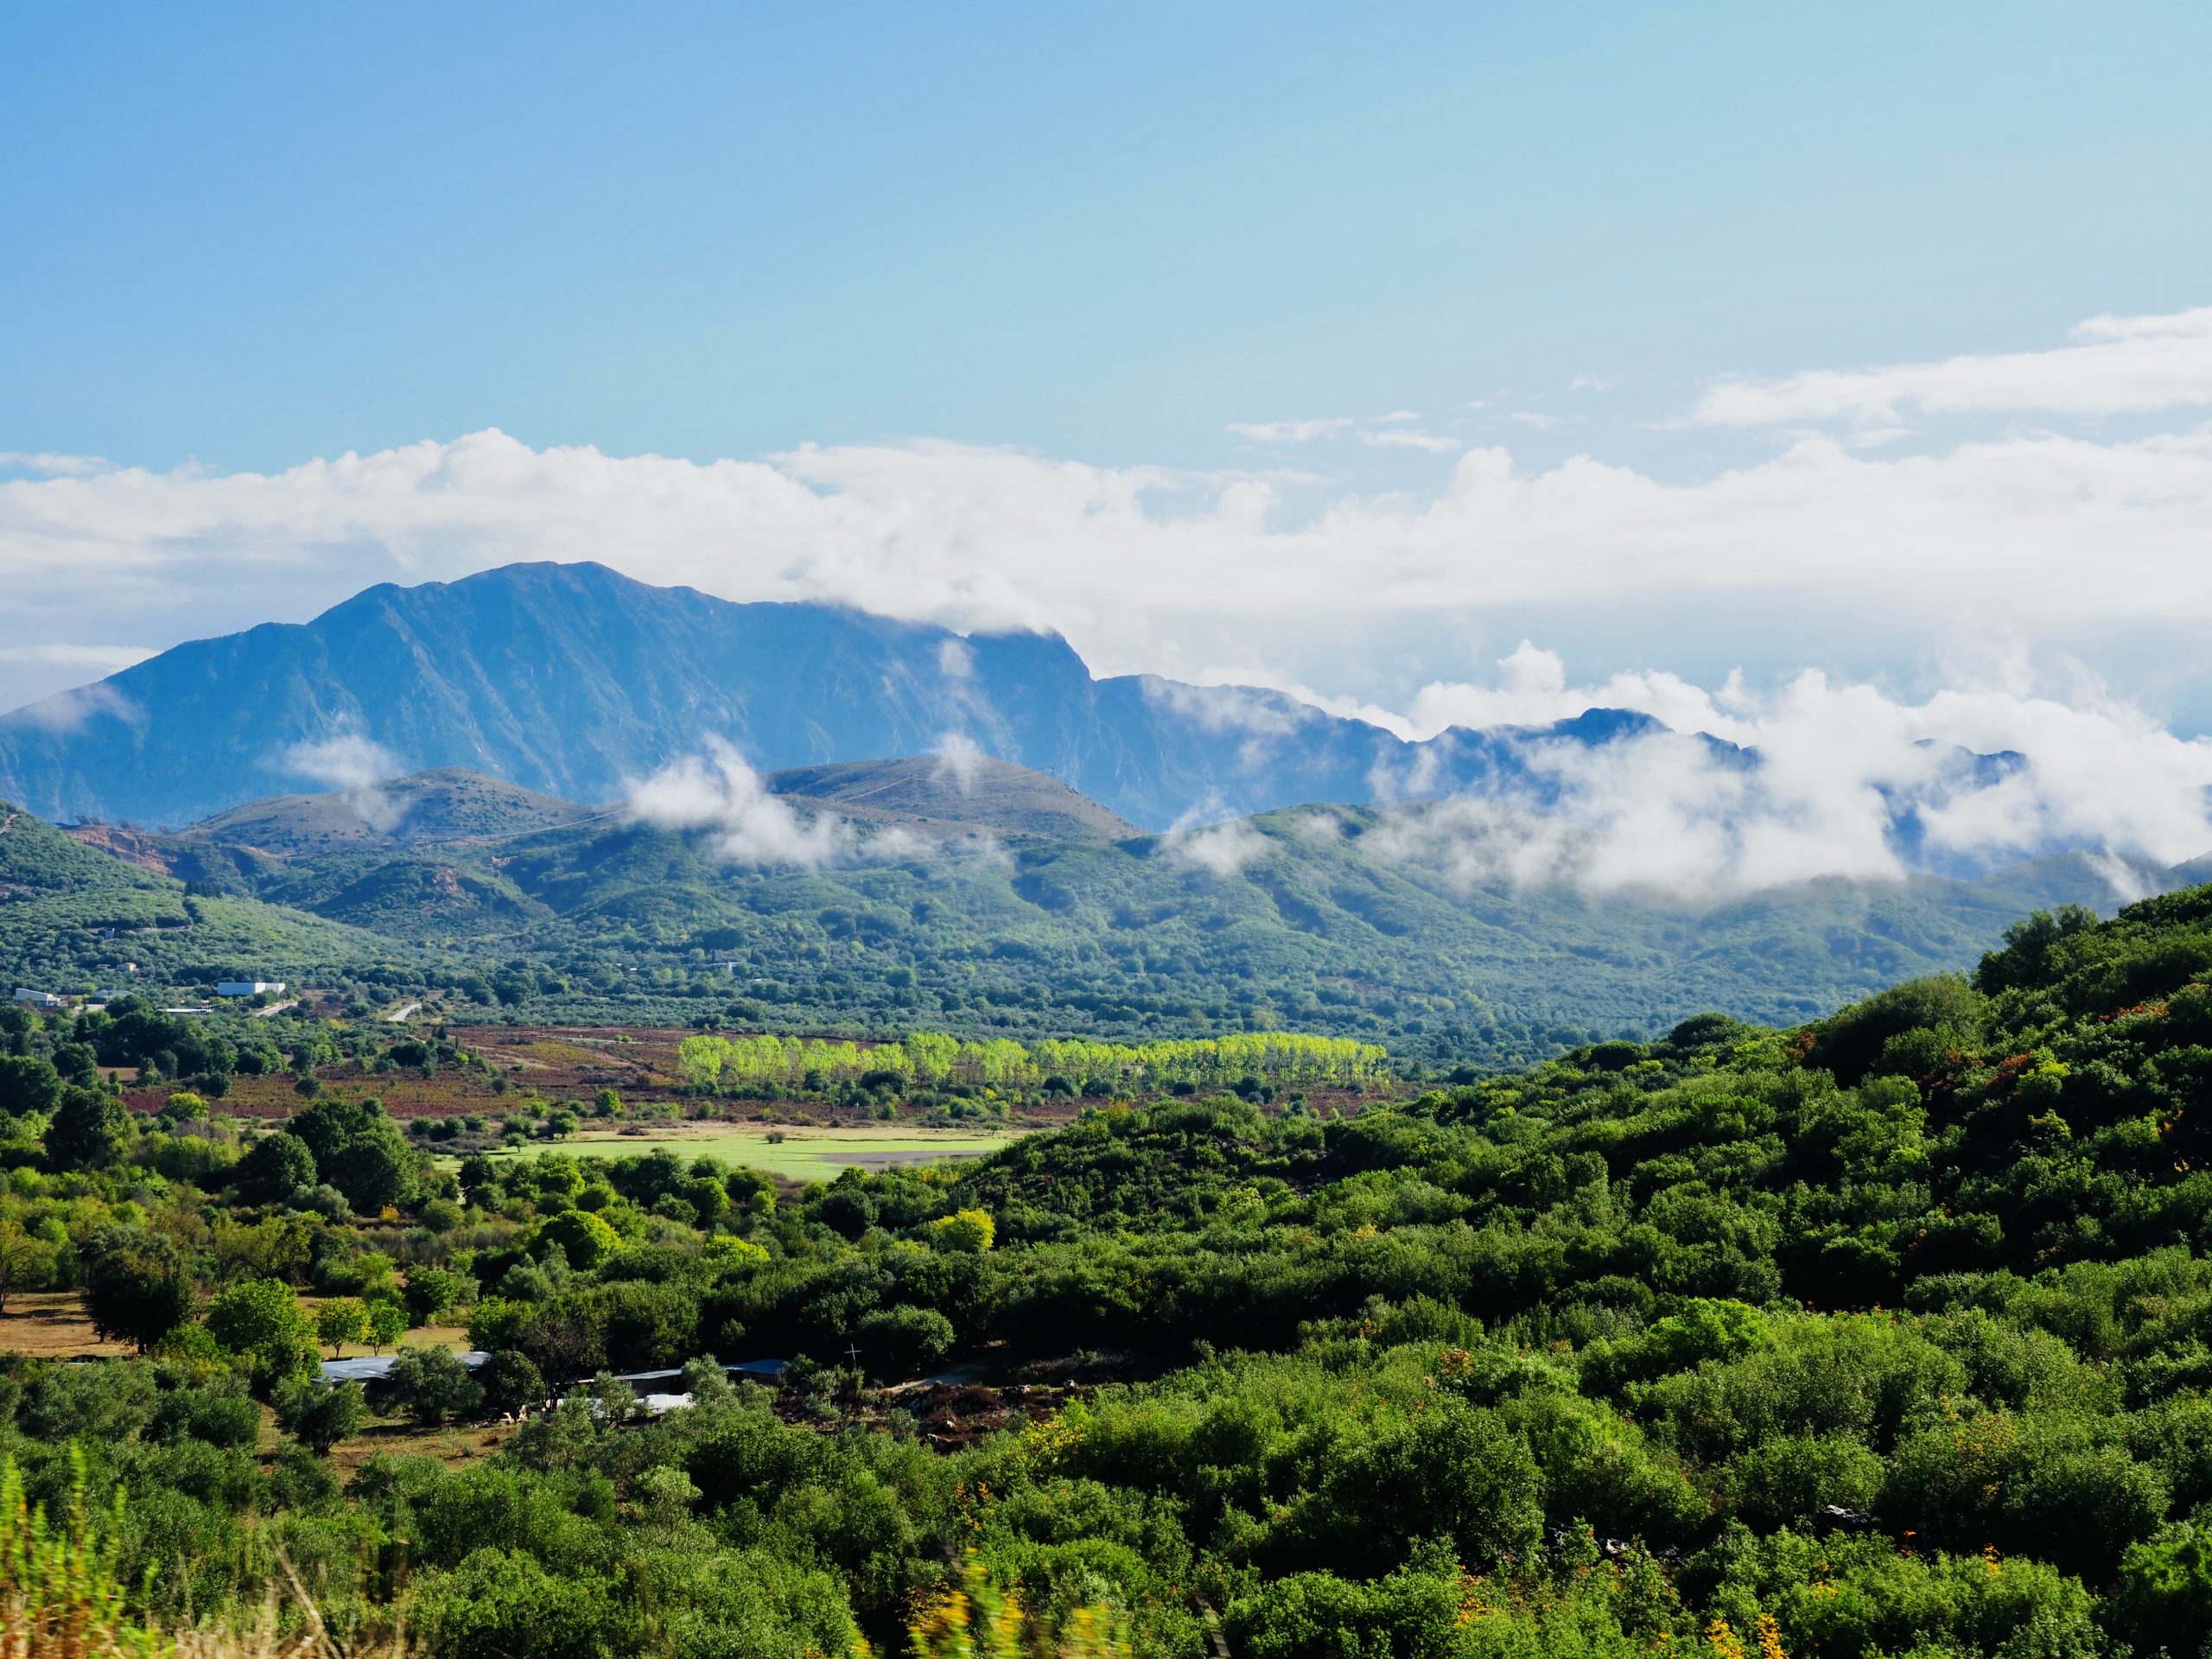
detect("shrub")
[930,1208,996,1253]
[855,1304,957,1378]
[383,1345,485,1426]
[274,1376,366,1454]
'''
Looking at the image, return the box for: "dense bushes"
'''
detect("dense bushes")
[10,890,2212,1651]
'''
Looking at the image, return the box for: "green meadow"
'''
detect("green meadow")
[483,1122,1020,1182]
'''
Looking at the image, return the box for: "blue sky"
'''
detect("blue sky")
[6,1,2209,474]
[3,0,2212,823]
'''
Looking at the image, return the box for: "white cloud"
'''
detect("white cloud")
[1568,374,1612,393]
[8,683,142,734]
[275,734,409,831]
[1187,666,1419,740]
[1162,818,1268,877]
[1508,411,1558,429]
[5,303,2212,761]
[625,738,860,869]
[937,639,976,681]
[0,453,113,478]
[8,408,2212,721]
[1690,304,2212,427]
[1410,641,1731,737]
[1140,677,1324,771]
[0,642,154,673]
[931,730,987,794]
[276,734,401,791]
[1378,646,2212,900]
[1225,416,1357,443]
[1360,429,1461,453]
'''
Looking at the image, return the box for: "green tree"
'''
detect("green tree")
[2112,1522,2212,1659]
[403,1267,468,1327]
[206,1276,316,1391]
[316,1296,368,1357]
[480,1349,547,1415]
[79,1224,194,1353]
[0,1217,61,1315]
[366,1300,407,1353]
[681,1175,731,1229]
[289,1095,418,1213]
[0,1054,61,1120]
[44,1085,130,1171]
[382,1344,484,1426]
[537,1209,620,1270]
[855,1304,956,1378]
[233,1130,316,1206]
[928,1208,995,1253]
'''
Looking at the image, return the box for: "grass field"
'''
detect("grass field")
[0,1290,134,1358]
[0,1292,480,1364]
[482,1122,1021,1181]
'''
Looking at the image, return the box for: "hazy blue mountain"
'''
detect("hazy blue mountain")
[0,562,1725,831]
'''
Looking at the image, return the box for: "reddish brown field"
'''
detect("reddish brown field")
[119,1020,1388,1132]
[131,1024,693,1120]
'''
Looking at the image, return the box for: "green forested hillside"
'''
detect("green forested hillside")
[359,802,2166,1062]
[0,798,429,991]
[185,766,601,855]
[10,886,2212,1654]
[10,781,2178,1066]
[760,754,1141,843]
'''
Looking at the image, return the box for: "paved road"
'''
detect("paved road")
[384,1001,422,1022]
[250,1000,298,1019]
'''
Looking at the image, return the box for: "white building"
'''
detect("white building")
[11,988,65,1010]
[216,980,286,997]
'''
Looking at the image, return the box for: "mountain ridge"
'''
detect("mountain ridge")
[13,769,2199,1065]
[0,561,1715,832]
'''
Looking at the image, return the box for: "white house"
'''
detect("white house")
[216,980,286,997]
[11,988,64,1010]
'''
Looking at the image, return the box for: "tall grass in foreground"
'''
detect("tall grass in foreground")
[906,1552,1136,1659]
[0,1455,394,1659]
[3,1455,1137,1659]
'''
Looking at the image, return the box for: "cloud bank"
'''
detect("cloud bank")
[3,304,2209,899]
[625,739,861,869]
[4,303,2212,725]
[1366,645,2212,901]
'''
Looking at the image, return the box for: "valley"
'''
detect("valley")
[3,751,2189,1073]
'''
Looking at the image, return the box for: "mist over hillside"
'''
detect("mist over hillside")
[3,563,2142,904]
[6,756,2187,1066]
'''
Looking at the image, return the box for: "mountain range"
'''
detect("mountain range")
[0,560,1726,834]
[4,559,2201,1064]
[2,757,2194,1066]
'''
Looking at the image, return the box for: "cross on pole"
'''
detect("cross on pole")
[846,1342,862,1370]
